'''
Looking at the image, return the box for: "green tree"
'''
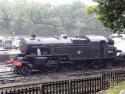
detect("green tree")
[87,0,125,33]
[0,0,110,36]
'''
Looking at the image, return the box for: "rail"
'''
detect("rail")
[0,70,125,94]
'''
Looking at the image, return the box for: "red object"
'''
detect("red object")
[14,61,22,67]
[7,58,22,67]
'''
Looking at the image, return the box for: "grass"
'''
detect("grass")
[105,82,125,94]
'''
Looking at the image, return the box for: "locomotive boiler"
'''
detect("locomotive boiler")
[9,35,117,75]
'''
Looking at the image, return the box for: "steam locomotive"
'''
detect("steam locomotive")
[8,34,119,75]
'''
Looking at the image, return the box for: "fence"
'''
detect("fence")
[0,70,125,94]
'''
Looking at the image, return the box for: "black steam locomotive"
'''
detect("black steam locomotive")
[9,35,118,75]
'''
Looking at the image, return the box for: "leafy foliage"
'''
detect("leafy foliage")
[86,0,125,33]
[0,0,109,36]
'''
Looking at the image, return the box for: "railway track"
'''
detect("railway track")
[0,62,124,85]
[0,63,21,84]
[0,71,16,84]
